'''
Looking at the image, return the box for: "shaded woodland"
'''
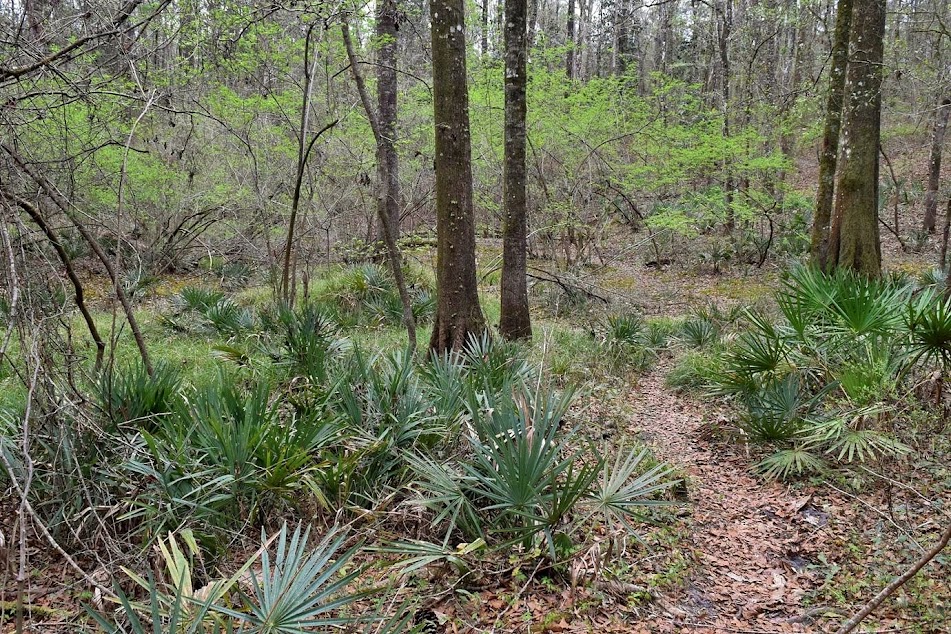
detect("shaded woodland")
[1,0,950,631]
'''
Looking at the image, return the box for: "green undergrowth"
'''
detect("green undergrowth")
[0,262,685,633]
[665,265,951,483]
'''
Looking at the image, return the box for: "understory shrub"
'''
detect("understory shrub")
[705,265,951,479]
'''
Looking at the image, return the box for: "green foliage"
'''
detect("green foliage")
[406,379,677,555]
[677,317,720,349]
[705,266,938,480]
[273,302,351,383]
[599,313,662,371]
[216,524,371,632]
[95,360,183,430]
[666,348,726,391]
[88,524,373,634]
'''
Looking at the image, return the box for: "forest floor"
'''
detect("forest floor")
[422,360,856,633]
[2,248,950,633]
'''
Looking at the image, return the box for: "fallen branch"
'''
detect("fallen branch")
[835,520,951,634]
[527,266,609,303]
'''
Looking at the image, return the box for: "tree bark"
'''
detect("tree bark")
[811,0,854,267]
[717,0,734,229]
[923,99,951,233]
[377,0,402,242]
[826,0,885,277]
[500,0,532,341]
[429,0,487,354]
[566,0,576,78]
[341,20,418,353]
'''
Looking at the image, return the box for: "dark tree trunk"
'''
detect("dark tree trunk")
[826,0,885,277]
[482,0,490,55]
[923,99,951,233]
[566,0,576,78]
[429,0,486,354]
[811,0,854,267]
[615,0,631,74]
[377,0,402,242]
[500,0,532,340]
[653,0,677,77]
[717,0,734,229]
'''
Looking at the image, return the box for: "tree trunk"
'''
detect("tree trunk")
[717,0,734,229]
[923,99,951,233]
[615,0,631,75]
[811,0,854,267]
[501,0,532,340]
[482,0,490,55]
[429,0,487,354]
[826,0,885,277]
[377,0,402,242]
[341,20,418,353]
[566,0,576,78]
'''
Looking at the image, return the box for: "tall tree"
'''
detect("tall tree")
[341,19,418,352]
[811,0,855,267]
[500,0,532,340]
[923,98,951,233]
[566,0,576,78]
[429,0,486,353]
[826,0,885,276]
[377,0,402,241]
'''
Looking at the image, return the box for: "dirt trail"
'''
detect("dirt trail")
[625,365,848,633]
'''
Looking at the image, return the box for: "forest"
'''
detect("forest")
[0,0,949,631]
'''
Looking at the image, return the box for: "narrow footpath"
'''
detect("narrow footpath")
[625,365,850,632]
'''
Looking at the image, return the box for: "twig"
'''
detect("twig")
[824,481,924,553]
[835,520,951,634]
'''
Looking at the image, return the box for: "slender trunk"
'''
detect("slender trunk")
[528,0,539,46]
[717,0,734,229]
[4,192,105,370]
[566,0,576,78]
[282,26,319,306]
[615,0,630,75]
[501,0,532,340]
[482,0,490,55]
[940,197,951,271]
[3,144,152,374]
[429,0,486,353]
[341,20,418,353]
[835,520,951,634]
[826,0,885,277]
[923,99,951,232]
[811,0,854,267]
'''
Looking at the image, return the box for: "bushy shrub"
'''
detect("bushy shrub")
[707,265,934,480]
[95,360,183,430]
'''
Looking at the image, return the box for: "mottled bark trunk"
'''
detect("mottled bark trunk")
[377,0,402,242]
[429,0,486,353]
[826,0,884,277]
[481,0,490,55]
[528,0,539,46]
[566,0,576,78]
[615,0,630,75]
[501,0,532,340]
[923,99,951,233]
[652,0,677,76]
[811,0,854,267]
